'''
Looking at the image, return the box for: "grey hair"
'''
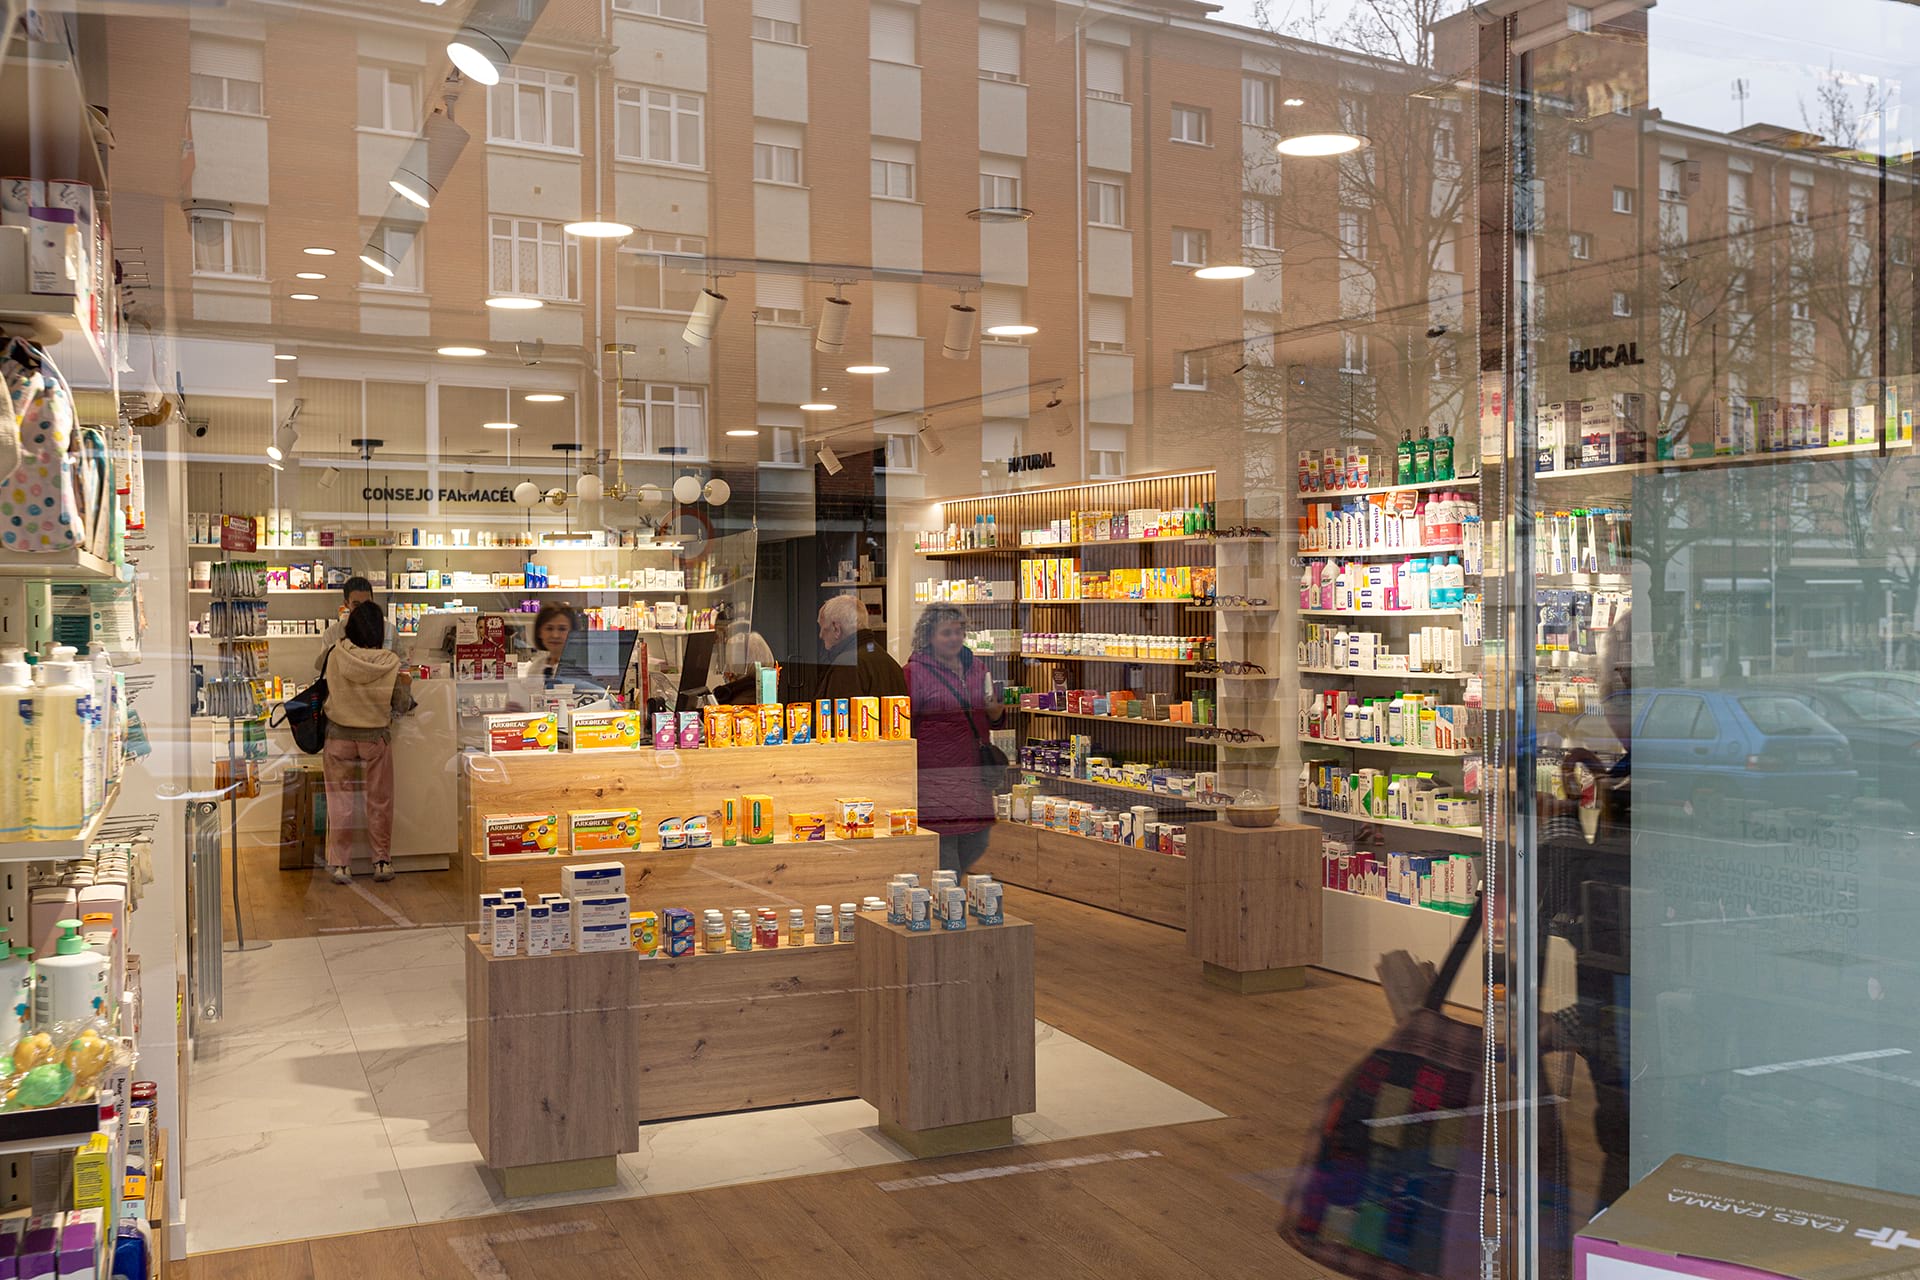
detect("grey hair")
[820,594,863,634]
[911,603,971,655]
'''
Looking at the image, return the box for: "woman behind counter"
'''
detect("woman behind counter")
[905,603,1005,874]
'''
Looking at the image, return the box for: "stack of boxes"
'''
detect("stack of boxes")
[1321,838,1483,915]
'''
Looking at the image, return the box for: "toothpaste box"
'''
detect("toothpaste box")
[788,812,828,841]
[488,712,558,752]
[561,861,627,898]
[568,809,644,854]
[477,892,505,933]
[571,709,642,751]
[484,813,559,857]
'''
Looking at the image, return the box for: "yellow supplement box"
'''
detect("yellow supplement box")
[852,696,881,742]
[569,808,644,853]
[882,695,911,740]
[571,709,642,752]
[744,793,776,844]
[487,711,558,753]
[721,796,740,846]
[735,708,762,747]
[759,703,785,746]
[834,698,851,741]
[705,705,734,747]
[815,697,836,743]
[889,807,919,836]
[786,702,813,744]
[836,796,876,837]
[630,910,659,956]
[485,812,559,857]
[788,811,829,841]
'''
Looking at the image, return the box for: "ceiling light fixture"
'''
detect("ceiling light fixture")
[267,459,285,471]
[1283,97,1306,107]
[388,110,470,210]
[485,296,544,310]
[295,271,326,280]
[438,345,487,357]
[985,323,1037,337]
[725,428,760,437]
[1193,265,1257,280]
[482,421,519,430]
[448,27,509,85]
[683,287,727,346]
[302,247,335,257]
[942,303,978,361]
[266,419,300,462]
[360,250,396,277]
[267,377,289,385]
[1275,132,1369,157]
[275,353,297,361]
[800,402,836,412]
[524,393,565,403]
[289,293,319,301]
[672,475,702,505]
[814,293,852,354]
[846,364,889,375]
[563,220,634,238]
[817,444,843,475]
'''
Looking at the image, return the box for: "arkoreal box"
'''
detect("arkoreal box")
[569,810,644,854]
[488,712,558,752]
[571,709,642,751]
[484,813,559,857]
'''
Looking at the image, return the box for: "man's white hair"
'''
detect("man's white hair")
[820,594,863,634]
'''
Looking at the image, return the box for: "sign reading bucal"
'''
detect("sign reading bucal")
[1569,341,1646,373]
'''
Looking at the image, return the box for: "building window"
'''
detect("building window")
[753,15,801,43]
[488,217,579,302]
[623,385,708,460]
[1612,290,1632,317]
[1340,331,1368,373]
[1170,103,1210,145]
[1789,185,1811,225]
[1171,227,1209,268]
[1569,129,1592,157]
[1243,198,1277,250]
[1088,177,1126,228]
[360,223,420,291]
[613,0,705,20]
[979,22,1022,82]
[1338,209,1368,260]
[872,143,917,200]
[979,157,1022,211]
[873,282,918,336]
[981,286,1028,340]
[1790,298,1812,320]
[1174,351,1208,391]
[1242,76,1274,127]
[357,64,419,133]
[191,215,264,278]
[1088,296,1127,352]
[1728,170,1750,210]
[1569,231,1591,260]
[1567,4,1593,31]
[1086,44,1125,102]
[618,233,706,311]
[755,274,804,326]
[1433,119,1456,161]
[188,37,263,115]
[487,66,578,151]
[880,431,920,473]
[870,3,916,64]
[1611,186,1634,214]
[754,123,805,185]
[616,86,704,168]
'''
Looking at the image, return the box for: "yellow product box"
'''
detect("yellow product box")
[721,796,740,846]
[882,695,911,740]
[786,702,813,744]
[889,807,919,836]
[788,811,829,841]
[744,793,776,844]
[759,703,785,746]
[834,698,851,742]
[836,797,876,836]
[735,708,762,748]
[571,709,643,752]
[72,1132,111,1210]
[569,808,645,853]
[630,910,659,956]
[705,705,734,748]
[487,711,558,753]
[485,812,559,857]
[815,697,837,743]
[852,696,881,742]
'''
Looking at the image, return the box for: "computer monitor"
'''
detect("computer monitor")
[561,628,640,688]
[672,629,721,712]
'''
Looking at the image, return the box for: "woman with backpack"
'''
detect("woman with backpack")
[320,602,413,885]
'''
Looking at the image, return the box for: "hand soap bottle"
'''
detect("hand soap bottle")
[28,650,90,840]
[33,920,107,1030]
[0,651,30,837]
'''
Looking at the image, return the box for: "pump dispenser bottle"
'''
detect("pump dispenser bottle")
[28,650,91,839]
[0,651,30,836]
[34,920,106,1028]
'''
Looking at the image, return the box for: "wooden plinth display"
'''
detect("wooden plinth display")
[467,939,635,1190]
[974,822,1187,927]
[1185,820,1322,993]
[855,914,1035,1157]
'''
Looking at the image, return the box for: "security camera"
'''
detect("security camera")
[189,418,209,438]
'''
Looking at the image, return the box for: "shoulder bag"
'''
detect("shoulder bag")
[274,646,331,755]
[925,654,1010,793]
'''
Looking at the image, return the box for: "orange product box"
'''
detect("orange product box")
[852,696,881,742]
[786,702,814,744]
[705,706,734,748]
[735,708,761,748]
[759,703,785,746]
[881,695,911,740]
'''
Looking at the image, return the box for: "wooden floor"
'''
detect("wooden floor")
[219,842,468,942]
[192,867,1601,1278]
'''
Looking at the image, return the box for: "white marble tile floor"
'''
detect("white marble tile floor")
[184,925,1226,1254]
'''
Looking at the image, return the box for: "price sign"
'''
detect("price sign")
[219,515,257,552]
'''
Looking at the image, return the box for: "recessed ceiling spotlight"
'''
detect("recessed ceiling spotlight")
[1276,132,1369,157]
[388,176,431,209]
[482,421,519,430]
[360,252,395,278]
[1193,265,1257,280]
[274,353,297,361]
[295,271,326,280]
[846,364,890,375]
[302,247,335,256]
[985,324,1038,337]
[485,296,544,310]
[563,220,635,238]
[438,345,487,357]
[800,402,836,412]
[524,393,566,403]
[1283,97,1306,107]
[267,377,289,385]
[724,428,760,437]
[288,293,319,301]
[447,29,506,86]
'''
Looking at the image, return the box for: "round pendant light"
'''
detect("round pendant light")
[1193,265,1257,280]
[1275,132,1369,157]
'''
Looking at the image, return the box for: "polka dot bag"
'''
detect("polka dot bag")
[0,337,82,553]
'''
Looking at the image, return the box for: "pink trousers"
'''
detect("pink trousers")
[321,736,393,868]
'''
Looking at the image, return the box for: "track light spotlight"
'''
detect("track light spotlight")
[814,295,852,354]
[942,303,978,361]
[684,288,727,346]
[817,444,843,476]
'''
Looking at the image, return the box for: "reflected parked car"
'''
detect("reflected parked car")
[1628,688,1856,813]
[1782,685,1920,812]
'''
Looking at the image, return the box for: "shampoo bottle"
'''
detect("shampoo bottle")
[0,651,30,836]
[28,651,91,839]
[33,920,107,1029]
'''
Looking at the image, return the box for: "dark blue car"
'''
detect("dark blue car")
[1630,688,1856,812]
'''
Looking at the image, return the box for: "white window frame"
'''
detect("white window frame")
[1171,226,1209,268]
[357,63,419,134]
[618,232,707,312]
[871,142,917,201]
[1433,118,1456,161]
[1170,103,1210,145]
[979,22,1023,83]
[756,127,805,185]
[870,3,917,65]
[488,216,580,302]
[1242,76,1274,128]
[1569,129,1592,157]
[1088,177,1126,228]
[360,223,421,292]
[1088,297,1127,353]
[752,16,801,43]
[189,37,264,116]
[191,214,264,279]
[1086,44,1125,102]
[1790,298,1813,321]
[1338,210,1368,261]
[1569,231,1591,260]
[190,73,261,115]
[1611,290,1632,318]
[1612,186,1634,214]
[616,85,705,169]
[487,66,579,153]
[878,428,920,474]
[1243,197,1277,250]
[623,384,709,461]
[1173,351,1208,391]
[1340,331,1368,374]
[613,0,706,22]
[979,158,1022,211]
[1568,4,1593,31]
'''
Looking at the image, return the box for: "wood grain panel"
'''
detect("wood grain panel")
[463,834,939,909]
[1031,826,1121,911]
[856,914,1035,1132]
[631,943,861,1120]
[1184,821,1321,973]
[466,938,636,1169]
[973,822,1040,888]
[1118,848,1189,928]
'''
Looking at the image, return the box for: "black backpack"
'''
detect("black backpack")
[274,647,330,754]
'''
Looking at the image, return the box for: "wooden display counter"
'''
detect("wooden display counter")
[1185,820,1321,993]
[973,822,1187,927]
